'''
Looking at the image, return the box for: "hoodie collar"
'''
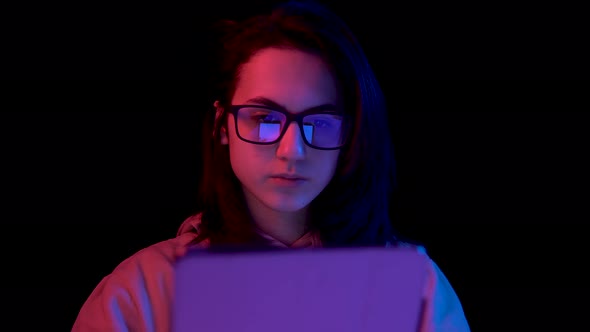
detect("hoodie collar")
[177,213,322,249]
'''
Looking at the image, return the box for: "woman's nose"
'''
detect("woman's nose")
[276,122,306,161]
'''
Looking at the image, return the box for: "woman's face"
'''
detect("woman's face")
[221,47,341,214]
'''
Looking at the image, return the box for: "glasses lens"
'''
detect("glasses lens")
[302,113,345,148]
[237,107,286,143]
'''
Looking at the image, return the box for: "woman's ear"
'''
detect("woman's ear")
[213,101,229,145]
[220,127,228,145]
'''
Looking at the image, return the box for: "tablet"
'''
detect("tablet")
[173,246,429,332]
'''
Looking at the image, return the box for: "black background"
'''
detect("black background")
[2,0,589,331]
[2,0,589,80]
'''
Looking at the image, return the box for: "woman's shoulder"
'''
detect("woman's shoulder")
[409,248,471,332]
[384,237,470,331]
[114,231,199,276]
[108,213,207,281]
[72,214,207,331]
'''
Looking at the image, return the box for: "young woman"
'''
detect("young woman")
[73,1,471,331]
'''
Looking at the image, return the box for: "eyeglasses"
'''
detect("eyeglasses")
[227,105,351,150]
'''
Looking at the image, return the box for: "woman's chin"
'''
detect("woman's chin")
[263,196,311,213]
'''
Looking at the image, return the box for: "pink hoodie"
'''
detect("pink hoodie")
[72,214,470,332]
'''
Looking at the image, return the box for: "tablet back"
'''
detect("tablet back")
[173,247,429,332]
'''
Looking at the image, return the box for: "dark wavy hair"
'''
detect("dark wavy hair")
[193,0,401,248]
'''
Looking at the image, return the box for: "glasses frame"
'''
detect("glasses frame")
[227,105,351,150]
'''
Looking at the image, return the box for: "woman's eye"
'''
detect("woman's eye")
[251,113,270,121]
[252,113,281,123]
[313,120,330,128]
[252,115,267,121]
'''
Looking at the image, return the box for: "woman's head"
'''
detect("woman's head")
[199,0,398,247]
[223,47,342,216]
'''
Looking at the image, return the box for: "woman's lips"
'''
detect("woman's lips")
[269,176,307,187]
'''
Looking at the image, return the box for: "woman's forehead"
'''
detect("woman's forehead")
[231,48,341,112]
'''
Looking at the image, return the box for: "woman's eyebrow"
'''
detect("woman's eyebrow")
[245,96,338,113]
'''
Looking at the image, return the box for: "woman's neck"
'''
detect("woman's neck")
[244,193,309,246]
